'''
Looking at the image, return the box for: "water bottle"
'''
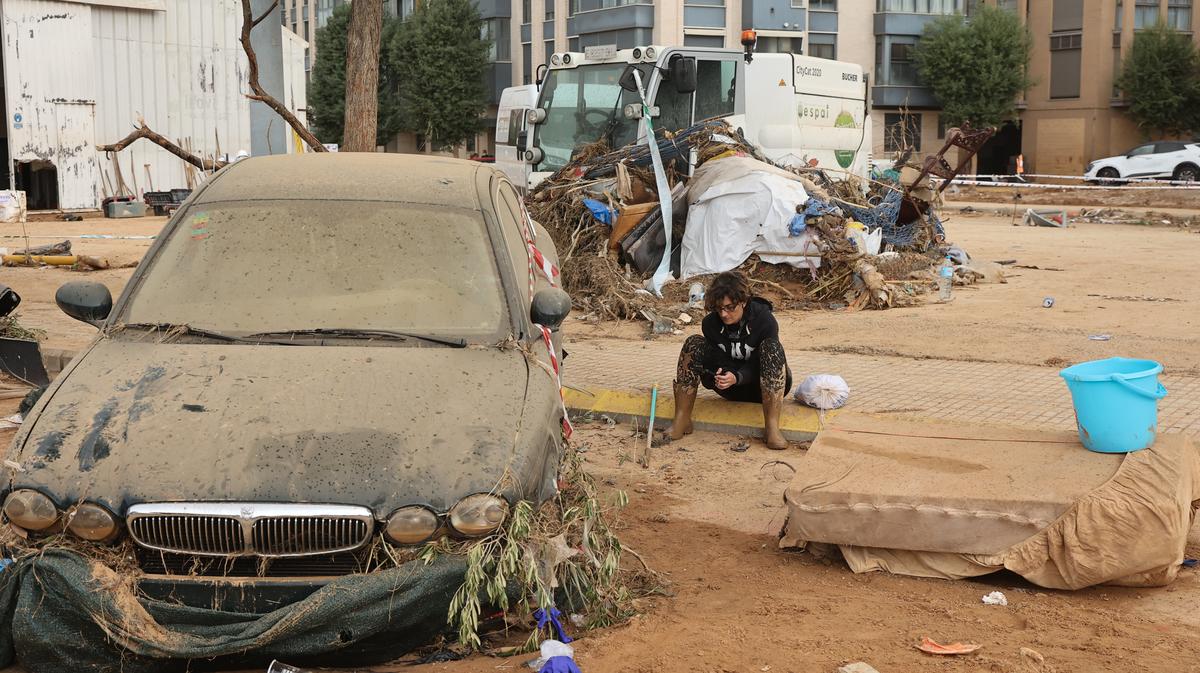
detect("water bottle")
[688,282,705,307]
[937,256,954,302]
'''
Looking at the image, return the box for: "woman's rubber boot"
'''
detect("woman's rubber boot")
[669,382,697,440]
[761,390,788,450]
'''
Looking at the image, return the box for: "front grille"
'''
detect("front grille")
[252,517,370,556]
[127,503,375,558]
[135,548,369,577]
[129,515,243,555]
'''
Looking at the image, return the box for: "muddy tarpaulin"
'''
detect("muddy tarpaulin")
[779,415,1200,590]
[0,549,469,673]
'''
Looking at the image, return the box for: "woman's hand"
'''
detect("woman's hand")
[714,369,737,390]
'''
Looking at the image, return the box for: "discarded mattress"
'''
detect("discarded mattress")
[681,156,822,278]
[779,415,1200,590]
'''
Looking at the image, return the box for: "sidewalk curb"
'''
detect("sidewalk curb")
[563,385,833,441]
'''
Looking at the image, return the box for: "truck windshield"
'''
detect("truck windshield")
[533,64,642,173]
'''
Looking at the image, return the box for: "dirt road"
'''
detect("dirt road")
[2,207,1199,673]
[405,424,1200,673]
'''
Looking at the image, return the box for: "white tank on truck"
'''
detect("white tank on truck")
[512,37,871,192]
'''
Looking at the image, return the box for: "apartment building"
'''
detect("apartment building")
[1021,0,1197,175]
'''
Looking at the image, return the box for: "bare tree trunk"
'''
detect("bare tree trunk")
[342,0,385,152]
[239,0,326,152]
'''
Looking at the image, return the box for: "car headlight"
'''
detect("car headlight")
[384,506,440,545]
[3,489,60,531]
[448,494,509,537]
[67,502,119,542]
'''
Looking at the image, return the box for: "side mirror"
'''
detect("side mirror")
[0,284,21,318]
[535,63,548,86]
[55,281,112,327]
[618,65,641,93]
[669,55,697,94]
[531,288,571,331]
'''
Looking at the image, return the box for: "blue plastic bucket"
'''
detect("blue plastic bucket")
[1059,357,1167,453]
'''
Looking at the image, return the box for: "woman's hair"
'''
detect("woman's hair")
[704,271,751,313]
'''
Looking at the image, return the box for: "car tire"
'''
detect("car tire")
[1096,167,1121,185]
[1173,163,1199,183]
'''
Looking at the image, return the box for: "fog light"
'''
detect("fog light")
[3,489,59,531]
[448,494,509,537]
[563,54,572,64]
[632,48,642,60]
[551,53,562,66]
[644,47,656,59]
[66,502,119,542]
[384,506,440,545]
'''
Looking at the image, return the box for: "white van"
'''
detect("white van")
[495,84,539,188]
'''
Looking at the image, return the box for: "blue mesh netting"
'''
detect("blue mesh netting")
[839,190,943,249]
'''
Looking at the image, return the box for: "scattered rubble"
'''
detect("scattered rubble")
[528,120,980,321]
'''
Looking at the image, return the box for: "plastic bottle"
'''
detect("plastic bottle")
[937,256,954,302]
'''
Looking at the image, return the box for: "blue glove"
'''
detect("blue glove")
[533,607,573,643]
[539,656,583,673]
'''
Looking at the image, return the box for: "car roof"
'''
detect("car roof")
[195,153,490,208]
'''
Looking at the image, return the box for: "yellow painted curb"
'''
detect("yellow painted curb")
[563,385,831,440]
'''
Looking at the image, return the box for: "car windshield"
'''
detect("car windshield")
[120,200,507,339]
[533,64,642,173]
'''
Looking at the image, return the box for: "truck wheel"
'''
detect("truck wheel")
[1173,163,1199,182]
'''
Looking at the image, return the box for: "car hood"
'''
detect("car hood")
[11,339,542,516]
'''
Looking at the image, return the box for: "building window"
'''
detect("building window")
[547,1,555,20]
[808,35,837,59]
[570,0,579,15]
[876,0,965,13]
[569,36,580,51]
[523,42,532,84]
[887,39,919,85]
[1049,32,1082,98]
[884,113,921,152]
[1134,0,1158,28]
[756,36,803,53]
[523,0,532,22]
[1052,0,1084,32]
[810,0,836,8]
[937,114,948,138]
[1168,0,1193,30]
[1113,45,1122,98]
[792,0,805,6]
[545,40,554,66]
[996,0,1017,11]
[1115,0,1123,30]
[482,18,512,62]
[684,33,726,48]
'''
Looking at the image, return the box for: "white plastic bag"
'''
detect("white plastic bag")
[528,640,575,670]
[795,375,850,410]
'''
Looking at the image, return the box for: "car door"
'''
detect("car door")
[1122,143,1159,177]
[1153,142,1187,178]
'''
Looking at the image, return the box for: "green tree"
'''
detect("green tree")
[913,5,1033,129]
[308,4,403,145]
[1116,23,1200,138]
[389,0,490,150]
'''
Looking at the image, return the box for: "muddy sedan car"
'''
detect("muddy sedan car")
[3,154,570,611]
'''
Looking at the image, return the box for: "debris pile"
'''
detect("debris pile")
[527,120,983,321]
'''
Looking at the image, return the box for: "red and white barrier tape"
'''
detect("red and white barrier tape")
[536,323,573,440]
[937,177,1200,191]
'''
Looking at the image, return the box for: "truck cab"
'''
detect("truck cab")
[517,43,870,191]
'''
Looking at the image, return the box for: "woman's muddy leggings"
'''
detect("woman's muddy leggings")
[675,335,792,403]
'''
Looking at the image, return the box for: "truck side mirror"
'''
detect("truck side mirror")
[531,288,571,331]
[56,281,112,327]
[619,65,641,93]
[669,56,697,94]
[535,63,548,86]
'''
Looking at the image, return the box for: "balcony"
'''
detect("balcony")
[871,85,939,108]
[741,0,806,32]
[484,62,513,107]
[567,2,654,36]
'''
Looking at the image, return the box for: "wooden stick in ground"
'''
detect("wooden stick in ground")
[144,164,154,192]
[239,0,326,152]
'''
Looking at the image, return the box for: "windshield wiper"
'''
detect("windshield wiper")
[119,322,246,343]
[244,328,467,348]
